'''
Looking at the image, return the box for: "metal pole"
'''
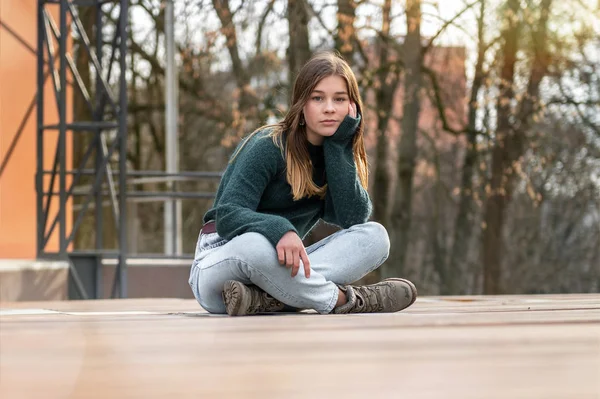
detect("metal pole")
[95,0,104,299]
[117,0,128,298]
[36,0,46,257]
[164,0,181,255]
[59,0,67,256]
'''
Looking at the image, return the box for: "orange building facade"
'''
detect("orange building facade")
[1,0,72,259]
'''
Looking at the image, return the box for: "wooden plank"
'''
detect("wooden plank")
[1,295,599,398]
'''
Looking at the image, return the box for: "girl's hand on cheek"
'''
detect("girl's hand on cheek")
[348,102,357,118]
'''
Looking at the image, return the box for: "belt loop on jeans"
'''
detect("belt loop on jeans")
[201,220,217,235]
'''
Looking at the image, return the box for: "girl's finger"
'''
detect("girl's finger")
[285,249,294,268]
[300,249,311,278]
[277,246,285,265]
[291,250,300,277]
[293,250,300,272]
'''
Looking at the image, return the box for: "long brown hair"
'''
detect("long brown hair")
[233,51,368,201]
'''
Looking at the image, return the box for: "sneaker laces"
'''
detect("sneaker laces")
[354,285,384,313]
[248,288,283,314]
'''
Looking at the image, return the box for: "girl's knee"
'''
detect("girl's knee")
[229,232,276,266]
[360,221,390,259]
[193,275,227,314]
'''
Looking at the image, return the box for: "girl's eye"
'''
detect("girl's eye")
[311,96,348,102]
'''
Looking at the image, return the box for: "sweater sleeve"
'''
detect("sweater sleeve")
[215,135,297,247]
[322,114,372,228]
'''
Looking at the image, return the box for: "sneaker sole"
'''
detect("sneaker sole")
[385,278,418,310]
[222,280,250,316]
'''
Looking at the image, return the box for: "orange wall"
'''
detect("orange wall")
[0,0,71,258]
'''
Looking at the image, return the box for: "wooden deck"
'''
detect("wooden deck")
[1,294,599,398]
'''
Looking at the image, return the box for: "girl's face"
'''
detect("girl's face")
[302,75,354,146]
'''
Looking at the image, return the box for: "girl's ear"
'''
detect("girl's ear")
[299,113,305,126]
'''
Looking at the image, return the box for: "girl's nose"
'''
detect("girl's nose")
[324,100,335,112]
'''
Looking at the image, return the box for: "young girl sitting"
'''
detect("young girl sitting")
[188,51,417,316]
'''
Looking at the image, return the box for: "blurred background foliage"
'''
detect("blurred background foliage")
[72,0,599,295]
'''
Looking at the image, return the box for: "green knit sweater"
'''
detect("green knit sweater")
[203,114,372,247]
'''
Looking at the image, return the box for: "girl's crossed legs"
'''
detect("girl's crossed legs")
[188,221,391,314]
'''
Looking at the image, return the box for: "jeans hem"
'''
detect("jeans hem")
[321,283,339,314]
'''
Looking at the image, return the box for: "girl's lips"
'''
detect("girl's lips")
[321,120,338,125]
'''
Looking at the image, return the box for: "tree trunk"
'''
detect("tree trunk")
[481,0,552,295]
[448,0,486,295]
[287,0,311,84]
[517,0,552,126]
[212,0,258,120]
[384,0,422,278]
[335,0,357,63]
[372,0,397,229]
[424,133,447,293]
[481,0,521,294]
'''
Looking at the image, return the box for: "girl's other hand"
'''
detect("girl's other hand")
[348,102,357,118]
[276,231,311,278]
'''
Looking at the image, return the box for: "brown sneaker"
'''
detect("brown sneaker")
[222,280,286,316]
[333,278,417,314]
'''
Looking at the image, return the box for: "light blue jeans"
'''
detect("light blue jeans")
[188,221,390,314]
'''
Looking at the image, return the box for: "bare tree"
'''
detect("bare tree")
[212,0,259,130]
[372,0,400,232]
[287,0,312,84]
[386,0,422,278]
[334,0,357,62]
[448,0,488,294]
[481,0,552,294]
[481,0,522,294]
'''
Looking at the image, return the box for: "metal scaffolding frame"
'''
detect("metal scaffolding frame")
[36,0,222,300]
[37,0,129,299]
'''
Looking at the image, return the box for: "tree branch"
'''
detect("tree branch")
[422,66,465,136]
[305,0,336,36]
[255,0,276,54]
[423,0,481,54]
[129,39,226,118]
[421,11,474,39]
[417,127,456,204]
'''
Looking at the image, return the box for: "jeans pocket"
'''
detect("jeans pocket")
[195,233,228,259]
[204,235,228,251]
